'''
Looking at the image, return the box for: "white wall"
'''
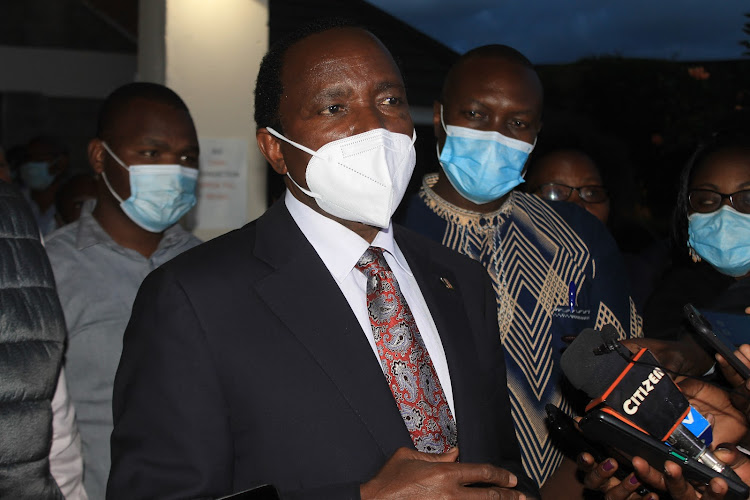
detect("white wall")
[139,0,269,241]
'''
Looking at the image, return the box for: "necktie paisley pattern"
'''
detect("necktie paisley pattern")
[355,247,457,453]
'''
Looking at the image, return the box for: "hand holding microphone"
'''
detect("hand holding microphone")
[561,326,728,475]
[679,377,748,448]
[560,325,748,498]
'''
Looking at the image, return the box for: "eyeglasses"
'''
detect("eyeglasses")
[535,183,609,204]
[688,189,750,214]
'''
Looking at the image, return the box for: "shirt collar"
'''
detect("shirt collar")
[284,190,413,281]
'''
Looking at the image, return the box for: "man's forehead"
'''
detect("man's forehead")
[114,100,195,135]
[445,58,542,104]
[451,56,533,85]
[282,28,400,83]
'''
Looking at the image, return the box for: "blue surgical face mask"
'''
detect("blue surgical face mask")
[101,142,198,233]
[20,159,57,191]
[437,105,535,205]
[688,205,750,277]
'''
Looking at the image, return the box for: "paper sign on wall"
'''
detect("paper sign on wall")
[195,138,248,230]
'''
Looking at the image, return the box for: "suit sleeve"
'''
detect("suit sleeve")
[109,267,369,500]
[108,267,233,500]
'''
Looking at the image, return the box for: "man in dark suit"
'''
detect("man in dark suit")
[108,22,537,500]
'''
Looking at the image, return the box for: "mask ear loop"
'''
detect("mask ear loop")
[265,127,322,200]
[439,103,448,134]
[99,142,129,204]
[101,142,131,172]
[266,127,318,157]
[436,104,448,165]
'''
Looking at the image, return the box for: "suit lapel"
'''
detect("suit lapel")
[395,229,488,454]
[252,202,412,454]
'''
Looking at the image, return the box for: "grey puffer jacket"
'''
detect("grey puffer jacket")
[0,181,64,499]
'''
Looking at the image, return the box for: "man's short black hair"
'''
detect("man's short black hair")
[253,18,361,133]
[440,44,535,103]
[97,82,190,140]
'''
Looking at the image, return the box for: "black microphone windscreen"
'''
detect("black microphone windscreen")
[560,326,629,398]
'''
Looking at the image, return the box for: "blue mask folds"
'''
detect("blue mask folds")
[20,160,57,190]
[437,106,535,204]
[101,142,198,233]
[688,205,750,277]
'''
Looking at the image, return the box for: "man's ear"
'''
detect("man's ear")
[88,138,106,175]
[432,100,443,141]
[256,128,287,175]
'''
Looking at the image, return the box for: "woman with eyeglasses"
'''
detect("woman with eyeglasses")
[643,124,750,339]
[525,148,611,224]
[525,145,670,313]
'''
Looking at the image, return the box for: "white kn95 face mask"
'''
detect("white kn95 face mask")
[267,127,416,228]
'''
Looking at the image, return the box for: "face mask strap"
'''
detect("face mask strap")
[265,127,326,200]
[101,142,130,172]
[435,104,449,161]
[266,127,318,157]
[100,170,125,204]
[284,171,320,200]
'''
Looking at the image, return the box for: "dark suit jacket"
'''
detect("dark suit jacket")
[107,200,537,499]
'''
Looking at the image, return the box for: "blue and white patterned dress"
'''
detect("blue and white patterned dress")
[400,174,643,486]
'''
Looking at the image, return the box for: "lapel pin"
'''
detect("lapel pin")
[440,277,454,290]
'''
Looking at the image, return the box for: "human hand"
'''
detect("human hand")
[576,452,657,499]
[621,337,713,379]
[679,378,747,447]
[714,444,750,486]
[359,447,527,499]
[715,344,750,417]
[631,457,730,499]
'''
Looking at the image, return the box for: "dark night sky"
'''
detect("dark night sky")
[367,0,749,63]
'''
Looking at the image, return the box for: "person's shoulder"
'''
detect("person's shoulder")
[157,218,261,277]
[157,200,303,288]
[396,189,450,243]
[163,224,204,252]
[44,221,81,255]
[396,190,432,222]
[394,223,485,274]
[513,191,610,243]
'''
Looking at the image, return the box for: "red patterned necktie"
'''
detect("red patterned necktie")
[355,246,457,453]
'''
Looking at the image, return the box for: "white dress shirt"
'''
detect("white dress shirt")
[285,191,455,416]
[50,369,88,499]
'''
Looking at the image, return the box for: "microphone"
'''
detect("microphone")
[561,326,733,478]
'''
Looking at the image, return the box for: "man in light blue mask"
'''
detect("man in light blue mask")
[399,45,643,492]
[44,82,202,500]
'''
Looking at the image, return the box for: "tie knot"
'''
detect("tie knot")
[355,246,389,274]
